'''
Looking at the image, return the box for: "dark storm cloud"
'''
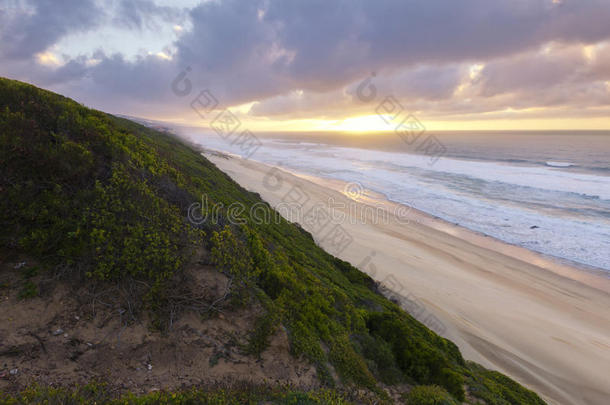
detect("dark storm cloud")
[0,0,102,60]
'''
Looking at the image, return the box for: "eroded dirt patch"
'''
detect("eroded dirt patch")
[0,257,317,395]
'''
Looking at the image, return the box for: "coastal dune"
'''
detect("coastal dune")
[207,153,610,405]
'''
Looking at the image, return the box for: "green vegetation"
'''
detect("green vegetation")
[17,279,38,299]
[0,383,352,405]
[463,362,547,405]
[0,77,546,404]
[402,385,459,405]
[17,265,39,299]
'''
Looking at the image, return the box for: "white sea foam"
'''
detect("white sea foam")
[195,134,610,272]
[546,161,574,167]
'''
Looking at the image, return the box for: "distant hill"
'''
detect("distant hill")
[0,77,546,404]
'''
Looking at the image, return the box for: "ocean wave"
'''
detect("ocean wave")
[193,134,610,271]
[546,161,575,167]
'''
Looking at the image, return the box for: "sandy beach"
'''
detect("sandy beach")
[206,152,610,405]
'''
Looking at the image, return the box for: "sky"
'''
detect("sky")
[1,0,610,131]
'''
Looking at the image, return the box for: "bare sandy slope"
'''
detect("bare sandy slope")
[0,256,319,395]
[207,153,610,405]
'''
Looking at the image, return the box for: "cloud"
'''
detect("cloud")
[476,44,585,97]
[0,0,102,60]
[471,43,610,109]
[1,0,610,123]
[173,0,610,107]
[257,0,610,90]
[249,64,466,119]
[113,0,186,31]
[588,43,610,80]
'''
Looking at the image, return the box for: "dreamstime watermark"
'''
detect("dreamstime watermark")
[187,186,444,333]
[354,73,447,165]
[343,181,365,199]
[188,166,415,255]
[358,251,447,335]
[170,67,262,158]
[187,178,414,255]
[330,181,414,225]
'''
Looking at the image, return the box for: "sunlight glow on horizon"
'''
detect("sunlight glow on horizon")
[147,111,610,133]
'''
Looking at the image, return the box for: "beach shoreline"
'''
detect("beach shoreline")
[292,168,610,293]
[205,152,610,405]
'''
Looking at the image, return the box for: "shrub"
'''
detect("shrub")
[465,362,547,405]
[402,385,459,405]
[246,309,280,356]
[353,333,403,384]
[439,368,465,401]
[210,225,254,281]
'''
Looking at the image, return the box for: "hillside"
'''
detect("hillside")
[0,77,546,404]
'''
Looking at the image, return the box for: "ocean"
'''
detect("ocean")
[188,130,610,273]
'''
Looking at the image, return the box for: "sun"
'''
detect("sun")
[315,114,395,132]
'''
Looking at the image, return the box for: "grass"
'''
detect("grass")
[0,77,546,404]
